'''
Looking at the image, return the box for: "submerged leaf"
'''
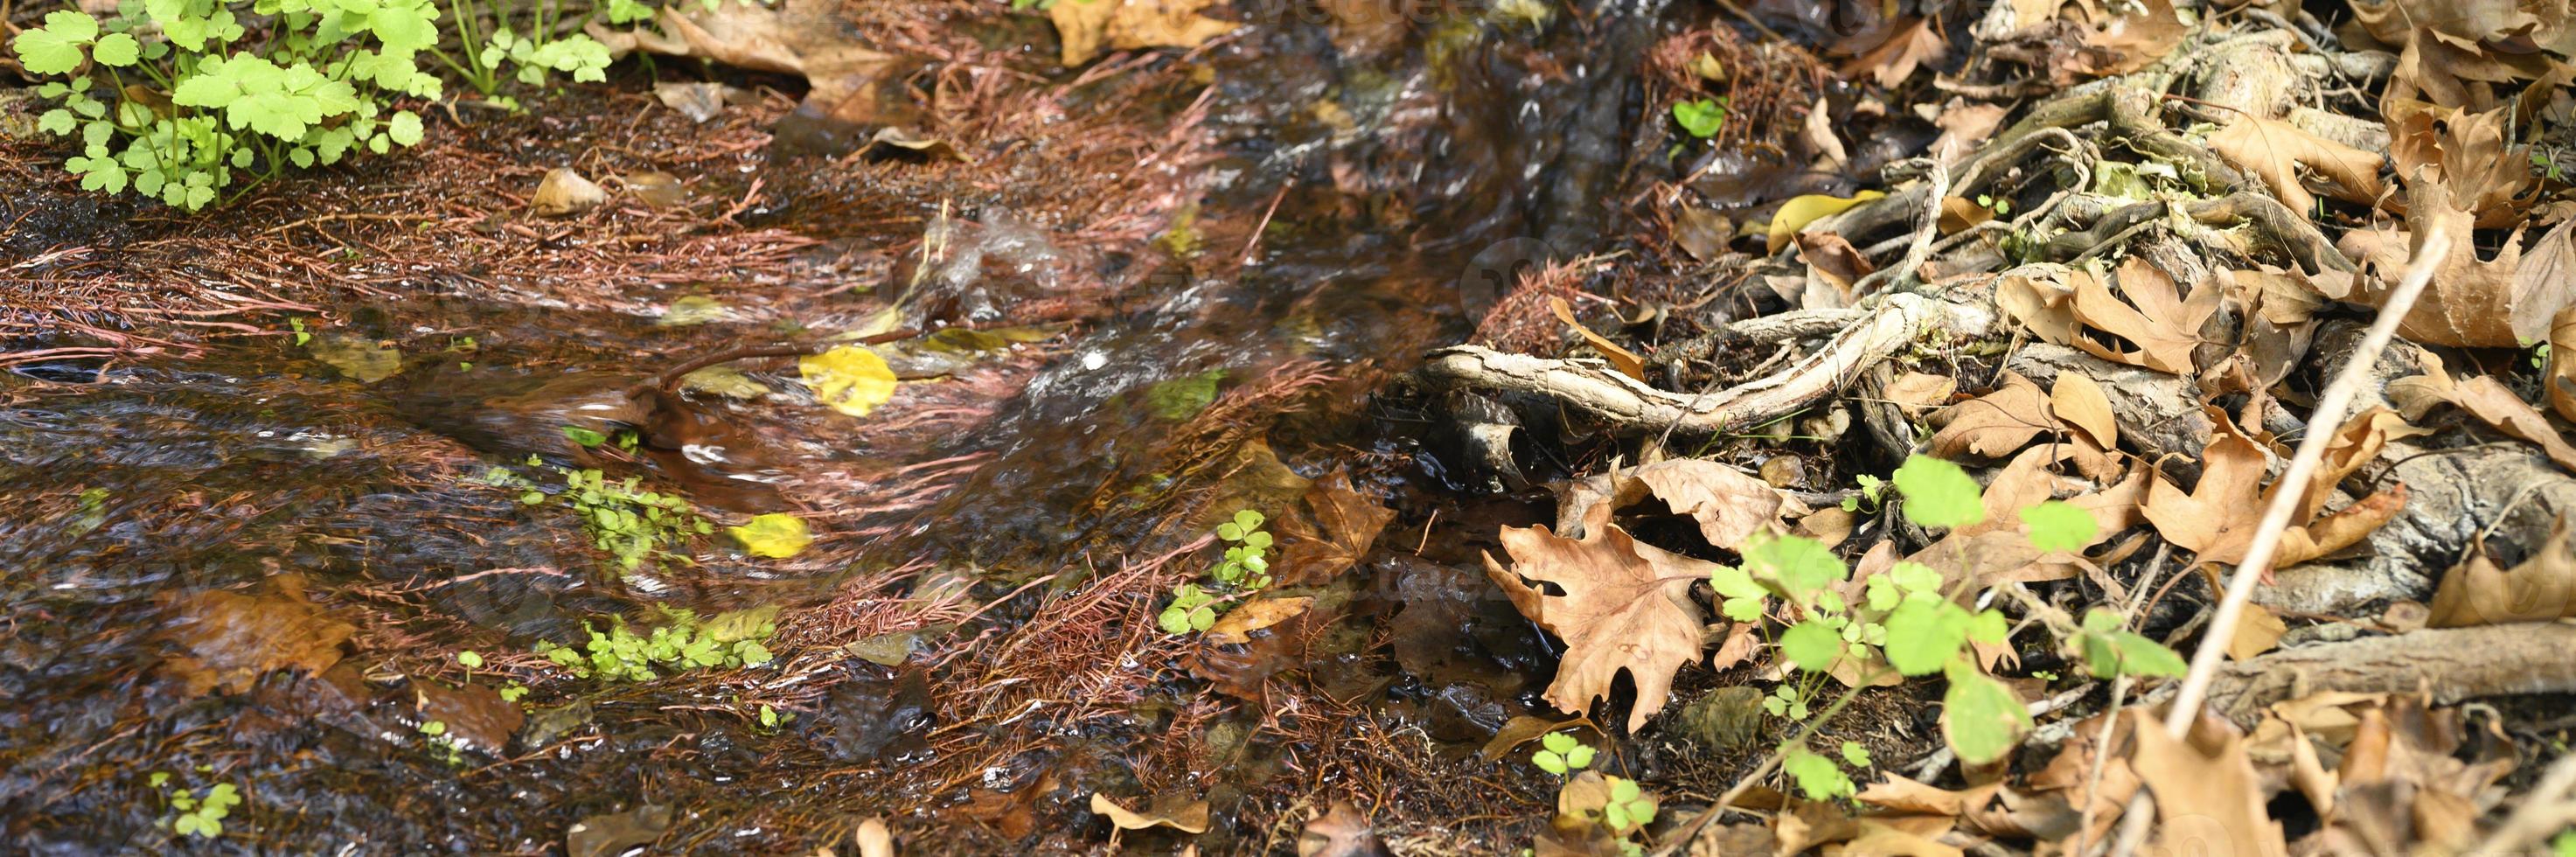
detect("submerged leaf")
[799,345,899,417]
[728,513,811,558]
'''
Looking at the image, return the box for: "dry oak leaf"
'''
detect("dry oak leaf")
[160,579,356,696]
[1050,0,1237,66]
[1841,17,1947,87]
[2141,411,2270,565]
[2428,515,2576,627]
[1484,516,1714,731]
[1929,371,2058,459]
[1273,469,1396,585]
[2388,106,2541,227]
[1298,802,1391,857]
[1627,457,1803,549]
[2551,302,2576,422]
[2070,257,2221,374]
[2127,708,2290,857]
[2205,115,2387,215]
[1204,596,1315,644]
[2342,177,2575,347]
[1090,792,1211,833]
[2444,374,2576,472]
[1883,371,1959,417]
[2050,371,2117,449]
[2079,0,2187,74]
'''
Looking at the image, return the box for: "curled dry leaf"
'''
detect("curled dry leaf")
[599,0,906,129]
[1626,457,1803,549]
[1090,792,1212,833]
[1203,596,1314,644]
[532,167,607,218]
[1484,508,1714,731]
[1998,259,2218,375]
[2398,361,2576,473]
[1549,296,1647,381]
[2552,303,2576,423]
[1050,0,1237,66]
[1882,370,1958,417]
[1840,17,1946,87]
[2204,115,2387,215]
[2079,0,2187,73]
[2427,516,2576,627]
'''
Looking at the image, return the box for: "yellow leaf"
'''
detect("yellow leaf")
[729,513,812,559]
[1765,191,1883,253]
[799,346,897,417]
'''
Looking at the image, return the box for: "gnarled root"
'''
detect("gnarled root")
[1416,294,1992,437]
[2202,623,2576,724]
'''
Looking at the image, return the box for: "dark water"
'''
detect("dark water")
[0,0,1688,850]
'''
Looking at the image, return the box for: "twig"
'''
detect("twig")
[2158,221,2446,736]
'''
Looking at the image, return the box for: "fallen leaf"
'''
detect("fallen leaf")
[1930,100,2009,166]
[679,366,774,399]
[2343,177,2572,347]
[2205,115,2387,214]
[1549,296,1647,381]
[2278,483,2408,566]
[652,80,737,123]
[1937,197,1994,233]
[799,345,899,417]
[1204,596,1315,644]
[2067,258,2221,375]
[1767,191,1886,253]
[729,512,812,558]
[308,333,405,383]
[861,126,973,163]
[1050,0,1237,66]
[1883,371,1958,417]
[1485,509,1713,731]
[854,818,894,857]
[2447,374,2576,472]
[658,295,730,326]
[160,579,356,696]
[601,0,907,131]
[1802,96,1847,167]
[2388,105,2541,226]
[1090,792,1211,833]
[2046,371,2117,449]
[2141,411,2267,564]
[2428,516,2576,627]
[2554,304,2576,422]
[1273,469,1396,585]
[2286,408,2425,524]
[567,805,672,857]
[622,171,691,209]
[531,167,606,217]
[2080,0,2186,74]
[1840,17,1946,87]
[1928,372,2058,459]
[1298,803,1389,857]
[2226,603,2286,660]
[1626,457,1802,550]
[414,679,524,754]
[2127,709,2289,857]
[1673,207,1732,261]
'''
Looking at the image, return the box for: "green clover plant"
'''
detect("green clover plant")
[152,775,241,840]
[534,604,776,681]
[1159,509,1275,636]
[1533,731,1595,775]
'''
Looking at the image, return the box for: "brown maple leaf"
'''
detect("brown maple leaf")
[2343,174,2576,347]
[2069,257,2221,374]
[2141,413,2270,565]
[1839,17,1947,87]
[1050,0,1237,66]
[160,578,356,696]
[1484,515,1713,732]
[2205,115,2387,215]
[1929,371,2060,459]
[1274,469,1397,586]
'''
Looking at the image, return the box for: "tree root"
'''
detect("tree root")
[1417,294,1991,437]
[2036,192,2357,275]
[2200,623,2576,724]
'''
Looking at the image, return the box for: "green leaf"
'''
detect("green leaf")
[1781,743,1855,800]
[38,109,76,136]
[2021,500,2097,553]
[1840,741,1873,767]
[15,11,101,76]
[1779,620,1842,672]
[1743,533,1846,599]
[387,109,423,146]
[1893,455,1985,530]
[1881,597,1970,677]
[1672,97,1727,138]
[456,651,484,668]
[560,426,609,446]
[1941,661,2032,764]
[2077,609,2188,678]
[90,32,140,66]
[1709,565,1769,622]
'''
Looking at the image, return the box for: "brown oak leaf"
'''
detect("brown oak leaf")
[2206,115,2387,215]
[160,577,355,696]
[1484,513,1713,731]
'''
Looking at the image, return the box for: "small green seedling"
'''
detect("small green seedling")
[1598,777,1656,833]
[1839,473,1885,512]
[535,605,776,682]
[1159,509,1276,636]
[1532,731,1595,775]
[1157,582,1219,635]
[1673,97,1729,138]
[155,775,240,840]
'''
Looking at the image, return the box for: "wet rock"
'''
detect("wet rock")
[818,667,935,763]
[520,700,596,749]
[1675,686,1766,755]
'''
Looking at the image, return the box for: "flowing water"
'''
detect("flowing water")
[0,1,1699,850]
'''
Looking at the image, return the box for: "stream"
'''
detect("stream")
[0,0,1699,851]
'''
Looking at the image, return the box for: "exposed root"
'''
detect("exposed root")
[2198,623,2576,724]
[1417,294,1990,436]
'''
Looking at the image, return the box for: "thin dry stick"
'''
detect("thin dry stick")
[2106,224,2450,857]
